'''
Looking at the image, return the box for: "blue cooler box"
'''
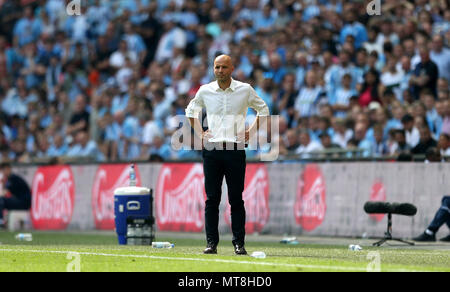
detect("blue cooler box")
[114,186,152,245]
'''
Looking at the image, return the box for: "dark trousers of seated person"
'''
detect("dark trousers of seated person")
[428,196,450,233]
[0,196,31,220]
[202,148,246,247]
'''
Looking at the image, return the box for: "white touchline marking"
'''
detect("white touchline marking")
[0,248,420,272]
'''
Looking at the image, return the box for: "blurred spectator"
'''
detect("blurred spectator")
[66,94,90,138]
[401,113,420,148]
[277,73,298,127]
[328,50,363,99]
[0,0,447,164]
[441,99,450,136]
[66,130,104,162]
[437,133,450,157]
[147,134,173,161]
[0,162,31,227]
[339,8,368,49]
[358,68,380,108]
[372,123,389,157]
[319,132,341,150]
[353,122,373,157]
[141,110,163,157]
[294,70,324,118]
[154,18,187,64]
[109,39,138,69]
[391,129,411,155]
[380,56,404,101]
[425,147,442,163]
[331,117,353,148]
[1,77,29,118]
[47,133,68,157]
[410,45,439,99]
[254,73,275,114]
[284,128,300,154]
[295,129,323,158]
[411,125,438,155]
[330,73,358,118]
[430,34,450,82]
[13,6,40,48]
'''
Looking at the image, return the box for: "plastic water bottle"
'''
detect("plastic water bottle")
[127,224,136,245]
[15,233,32,242]
[142,225,151,245]
[348,244,363,251]
[251,251,266,259]
[129,164,136,186]
[152,242,174,249]
[134,224,142,245]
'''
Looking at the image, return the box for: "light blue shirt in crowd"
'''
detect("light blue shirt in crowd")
[67,140,105,161]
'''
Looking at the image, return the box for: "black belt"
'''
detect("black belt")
[204,142,247,150]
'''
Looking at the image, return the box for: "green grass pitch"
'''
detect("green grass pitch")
[0,231,449,272]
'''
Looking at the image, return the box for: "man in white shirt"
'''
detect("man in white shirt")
[185,55,269,255]
[401,114,420,148]
[295,129,323,158]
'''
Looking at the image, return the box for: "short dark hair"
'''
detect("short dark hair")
[440,133,450,140]
[401,114,414,124]
[395,129,406,137]
[0,162,11,169]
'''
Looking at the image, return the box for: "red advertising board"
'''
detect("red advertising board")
[294,164,327,231]
[224,163,270,234]
[31,166,75,230]
[155,163,206,232]
[92,164,142,230]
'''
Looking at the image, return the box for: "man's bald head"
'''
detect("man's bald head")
[214,54,234,86]
[214,54,233,66]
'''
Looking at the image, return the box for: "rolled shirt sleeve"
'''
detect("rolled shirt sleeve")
[248,86,270,116]
[185,88,204,118]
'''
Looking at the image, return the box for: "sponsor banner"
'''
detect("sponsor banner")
[31,166,75,230]
[92,164,142,230]
[13,163,450,239]
[224,164,270,234]
[294,164,326,232]
[155,163,206,232]
[368,180,387,222]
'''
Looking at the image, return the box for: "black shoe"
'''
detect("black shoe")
[413,232,436,242]
[203,244,217,254]
[439,235,450,242]
[234,244,247,255]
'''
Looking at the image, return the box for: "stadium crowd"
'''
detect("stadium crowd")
[0,0,449,163]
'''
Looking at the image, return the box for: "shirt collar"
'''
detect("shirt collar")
[214,78,237,92]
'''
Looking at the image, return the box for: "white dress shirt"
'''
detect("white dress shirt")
[295,140,324,158]
[185,79,270,143]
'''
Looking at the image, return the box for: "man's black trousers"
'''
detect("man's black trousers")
[202,147,246,247]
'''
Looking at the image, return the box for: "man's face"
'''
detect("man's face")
[374,130,383,143]
[282,75,295,91]
[287,131,297,146]
[432,36,443,51]
[214,56,234,83]
[395,132,406,144]
[438,135,449,149]
[419,127,431,141]
[299,133,310,146]
[320,136,331,148]
[402,120,413,131]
